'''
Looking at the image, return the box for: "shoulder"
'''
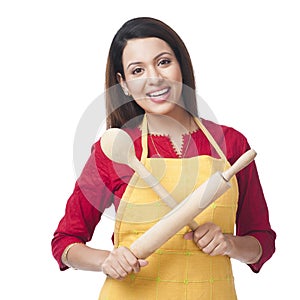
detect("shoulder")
[201,119,250,162]
[201,118,246,140]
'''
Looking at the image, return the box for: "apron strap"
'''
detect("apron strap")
[193,117,227,161]
[140,115,149,162]
[140,114,227,161]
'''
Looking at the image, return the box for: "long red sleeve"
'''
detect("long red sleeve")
[51,142,120,270]
[234,141,276,272]
[51,120,276,272]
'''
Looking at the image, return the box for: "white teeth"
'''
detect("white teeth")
[148,88,169,97]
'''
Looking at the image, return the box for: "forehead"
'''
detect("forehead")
[122,37,174,63]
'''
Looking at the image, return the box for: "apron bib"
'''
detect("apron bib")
[99,115,238,300]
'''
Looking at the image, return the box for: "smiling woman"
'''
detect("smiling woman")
[51,17,276,300]
[105,17,198,129]
[117,38,184,119]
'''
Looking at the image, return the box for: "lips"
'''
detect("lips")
[146,87,170,102]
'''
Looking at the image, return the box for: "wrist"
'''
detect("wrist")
[61,242,83,268]
[224,235,262,264]
[97,250,110,272]
[224,234,235,256]
[245,236,262,264]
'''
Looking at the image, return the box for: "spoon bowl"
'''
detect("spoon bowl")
[100,128,136,165]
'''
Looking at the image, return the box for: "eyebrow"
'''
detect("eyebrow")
[126,51,173,70]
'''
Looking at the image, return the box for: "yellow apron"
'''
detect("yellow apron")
[99,115,239,300]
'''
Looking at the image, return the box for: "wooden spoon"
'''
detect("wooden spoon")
[100,128,199,230]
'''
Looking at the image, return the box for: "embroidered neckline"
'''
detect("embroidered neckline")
[137,118,201,158]
[148,127,200,137]
[149,131,197,158]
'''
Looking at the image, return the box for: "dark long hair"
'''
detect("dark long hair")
[105,17,198,128]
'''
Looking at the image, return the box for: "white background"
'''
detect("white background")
[1,0,299,299]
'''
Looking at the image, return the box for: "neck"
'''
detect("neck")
[146,109,196,137]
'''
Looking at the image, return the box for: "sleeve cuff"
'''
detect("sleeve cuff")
[246,231,276,273]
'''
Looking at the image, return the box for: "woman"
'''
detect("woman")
[52,17,276,299]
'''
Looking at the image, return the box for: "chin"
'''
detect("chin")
[146,103,182,116]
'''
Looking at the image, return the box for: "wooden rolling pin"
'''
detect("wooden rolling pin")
[129,148,257,259]
[100,128,199,230]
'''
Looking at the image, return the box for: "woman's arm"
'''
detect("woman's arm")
[234,138,276,271]
[196,122,275,271]
[62,243,110,271]
[51,141,115,270]
[225,234,262,264]
[64,243,148,279]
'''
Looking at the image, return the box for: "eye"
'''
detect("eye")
[132,67,143,75]
[158,58,171,66]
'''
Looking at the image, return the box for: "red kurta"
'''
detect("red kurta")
[51,119,276,273]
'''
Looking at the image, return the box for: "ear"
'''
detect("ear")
[117,72,130,96]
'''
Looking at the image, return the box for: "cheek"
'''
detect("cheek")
[162,65,182,83]
[172,66,183,82]
[127,79,146,97]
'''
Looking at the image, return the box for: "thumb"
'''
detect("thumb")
[183,231,194,240]
[138,259,149,267]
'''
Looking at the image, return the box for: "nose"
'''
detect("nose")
[146,66,164,85]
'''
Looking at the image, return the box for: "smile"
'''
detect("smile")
[146,87,170,100]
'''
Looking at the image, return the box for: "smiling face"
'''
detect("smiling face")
[118,37,185,118]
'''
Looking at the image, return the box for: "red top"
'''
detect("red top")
[51,119,276,273]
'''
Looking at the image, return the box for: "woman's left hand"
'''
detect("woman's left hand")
[184,222,232,256]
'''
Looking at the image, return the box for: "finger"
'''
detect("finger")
[208,242,227,257]
[201,233,225,255]
[103,265,124,280]
[193,226,210,243]
[117,253,135,275]
[138,259,149,268]
[197,235,214,250]
[111,260,129,279]
[209,235,231,256]
[102,248,136,279]
[106,252,132,278]
[194,223,222,249]
[183,231,194,240]
[122,249,141,273]
[201,239,219,255]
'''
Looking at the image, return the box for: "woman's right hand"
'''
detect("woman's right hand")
[101,246,148,280]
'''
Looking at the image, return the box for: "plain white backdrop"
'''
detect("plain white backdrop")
[1,0,299,299]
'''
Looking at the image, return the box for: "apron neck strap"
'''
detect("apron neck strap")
[193,117,227,161]
[140,114,227,161]
[141,115,149,162]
